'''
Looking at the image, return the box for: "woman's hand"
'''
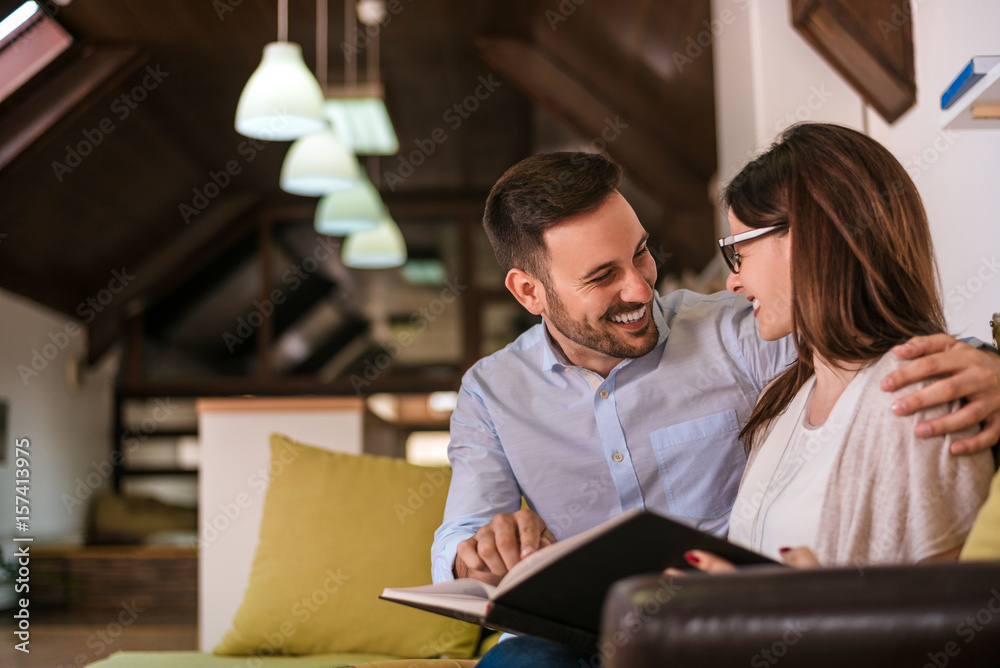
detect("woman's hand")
[664,547,821,576]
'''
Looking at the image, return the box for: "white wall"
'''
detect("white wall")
[197,398,364,650]
[712,0,1000,343]
[0,288,117,544]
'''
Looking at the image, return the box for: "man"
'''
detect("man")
[432,151,1000,588]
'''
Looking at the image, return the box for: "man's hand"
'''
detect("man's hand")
[882,334,1000,454]
[454,508,556,584]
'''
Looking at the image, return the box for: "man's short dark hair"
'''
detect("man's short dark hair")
[483,152,623,278]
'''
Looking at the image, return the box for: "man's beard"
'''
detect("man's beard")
[544,284,659,360]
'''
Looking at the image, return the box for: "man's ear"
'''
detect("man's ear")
[505,268,546,316]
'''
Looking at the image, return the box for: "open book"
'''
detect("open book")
[381,509,778,653]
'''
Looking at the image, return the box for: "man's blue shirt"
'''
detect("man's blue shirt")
[431,290,794,583]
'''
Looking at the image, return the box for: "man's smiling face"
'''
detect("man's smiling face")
[537,191,659,374]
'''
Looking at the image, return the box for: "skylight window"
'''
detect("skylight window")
[0,1,73,103]
[0,1,40,43]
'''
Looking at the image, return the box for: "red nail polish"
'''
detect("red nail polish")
[779,547,791,554]
[684,551,701,565]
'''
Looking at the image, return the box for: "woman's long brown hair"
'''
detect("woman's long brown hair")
[724,123,946,452]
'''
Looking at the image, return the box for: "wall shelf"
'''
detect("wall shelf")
[941,61,1000,129]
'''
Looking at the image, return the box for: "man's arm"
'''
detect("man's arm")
[882,334,1000,454]
[431,380,552,584]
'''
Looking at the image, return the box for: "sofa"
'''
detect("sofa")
[91,421,1000,667]
[600,562,1000,667]
[91,432,492,667]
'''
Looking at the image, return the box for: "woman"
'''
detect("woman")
[706,122,993,568]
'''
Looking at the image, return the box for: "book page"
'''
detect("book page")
[386,578,497,599]
[381,579,497,618]
[495,509,643,595]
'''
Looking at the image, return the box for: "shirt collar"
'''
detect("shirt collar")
[539,293,671,372]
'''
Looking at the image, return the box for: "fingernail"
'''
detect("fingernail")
[891,400,905,414]
[684,551,701,565]
[915,423,932,437]
[520,547,535,558]
[779,547,791,554]
[881,377,895,391]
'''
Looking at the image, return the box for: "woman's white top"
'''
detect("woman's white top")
[727,365,873,560]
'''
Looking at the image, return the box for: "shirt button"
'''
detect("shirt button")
[613,452,624,462]
[564,368,574,373]
[599,389,609,399]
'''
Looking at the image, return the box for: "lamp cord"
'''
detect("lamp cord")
[278,0,288,42]
[346,0,357,85]
[317,0,328,91]
[369,18,378,83]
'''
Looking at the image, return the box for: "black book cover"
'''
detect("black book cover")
[382,510,779,653]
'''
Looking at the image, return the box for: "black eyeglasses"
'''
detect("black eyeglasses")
[717,224,788,274]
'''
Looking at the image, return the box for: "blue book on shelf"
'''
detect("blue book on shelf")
[941,56,1000,110]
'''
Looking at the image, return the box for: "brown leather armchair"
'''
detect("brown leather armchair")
[599,562,1000,667]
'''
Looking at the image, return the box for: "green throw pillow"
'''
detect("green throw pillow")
[214,434,479,658]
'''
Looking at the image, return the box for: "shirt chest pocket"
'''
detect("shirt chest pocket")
[650,409,747,522]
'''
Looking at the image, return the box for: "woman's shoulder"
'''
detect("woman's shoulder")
[849,350,984,457]
[856,350,951,420]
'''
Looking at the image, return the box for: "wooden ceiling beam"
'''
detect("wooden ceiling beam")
[87,189,492,364]
[524,0,717,178]
[86,191,262,364]
[791,0,916,123]
[475,36,714,270]
[475,37,706,208]
[116,369,462,398]
[0,43,147,174]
